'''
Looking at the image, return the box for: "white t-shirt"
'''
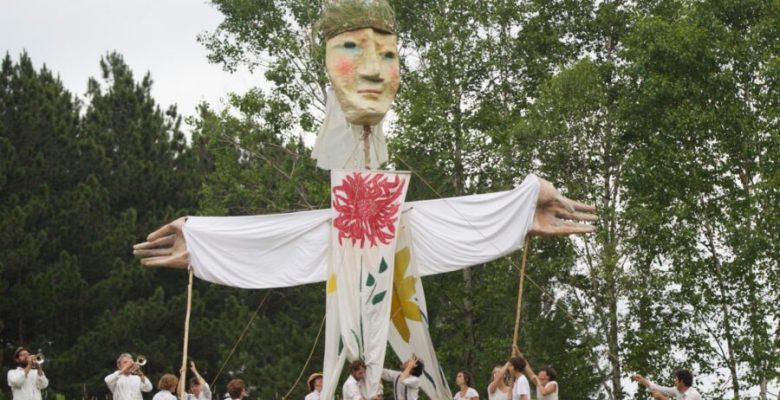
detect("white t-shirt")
[381,369,421,400]
[7,367,49,400]
[453,387,479,400]
[511,376,530,400]
[152,390,177,400]
[304,390,320,400]
[104,371,153,400]
[648,383,702,400]
[342,375,365,400]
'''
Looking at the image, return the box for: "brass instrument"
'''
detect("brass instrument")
[30,350,45,367]
[132,355,147,374]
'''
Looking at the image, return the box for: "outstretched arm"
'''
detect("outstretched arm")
[409,175,596,277]
[133,209,332,289]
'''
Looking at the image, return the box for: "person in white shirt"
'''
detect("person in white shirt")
[633,370,702,400]
[506,357,530,400]
[487,364,511,400]
[522,363,558,400]
[305,373,323,400]
[152,374,179,400]
[226,379,246,400]
[381,356,423,400]
[7,347,49,400]
[186,362,212,400]
[453,370,479,400]
[343,360,372,400]
[104,353,153,400]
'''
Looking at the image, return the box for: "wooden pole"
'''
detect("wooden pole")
[363,125,371,170]
[179,267,194,400]
[512,237,530,348]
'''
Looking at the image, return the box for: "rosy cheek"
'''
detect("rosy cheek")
[336,59,356,78]
[388,66,400,90]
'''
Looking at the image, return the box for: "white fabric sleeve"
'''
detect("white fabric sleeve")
[407,175,539,277]
[648,383,677,397]
[381,369,399,382]
[184,209,332,289]
[402,376,421,388]
[141,376,153,392]
[200,383,212,400]
[36,371,48,389]
[104,372,121,391]
[7,369,24,388]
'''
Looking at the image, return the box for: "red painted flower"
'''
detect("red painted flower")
[332,172,406,248]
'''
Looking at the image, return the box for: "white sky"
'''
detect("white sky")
[0,0,257,118]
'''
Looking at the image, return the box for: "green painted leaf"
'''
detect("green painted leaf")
[379,258,388,273]
[366,273,375,286]
[338,336,344,355]
[372,291,387,305]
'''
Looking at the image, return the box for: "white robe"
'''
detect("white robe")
[184,174,539,288]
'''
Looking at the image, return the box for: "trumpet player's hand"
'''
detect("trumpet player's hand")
[133,217,190,268]
[120,362,134,375]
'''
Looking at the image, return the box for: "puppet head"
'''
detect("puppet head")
[318,0,400,126]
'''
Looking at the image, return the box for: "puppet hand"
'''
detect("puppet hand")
[529,178,597,236]
[133,217,189,268]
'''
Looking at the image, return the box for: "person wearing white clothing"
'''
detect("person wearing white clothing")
[7,347,49,400]
[453,371,479,400]
[186,362,212,400]
[522,361,558,400]
[487,364,511,400]
[381,356,423,400]
[633,370,702,400]
[505,356,530,400]
[152,374,179,400]
[305,373,323,400]
[343,360,374,400]
[104,353,153,400]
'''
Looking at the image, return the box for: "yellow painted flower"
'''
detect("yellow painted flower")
[327,273,337,294]
[390,247,422,342]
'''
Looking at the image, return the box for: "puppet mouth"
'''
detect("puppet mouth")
[358,89,383,97]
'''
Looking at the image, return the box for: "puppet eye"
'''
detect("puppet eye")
[383,51,396,60]
[343,41,357,49]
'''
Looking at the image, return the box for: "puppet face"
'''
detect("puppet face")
[325,28,400,126]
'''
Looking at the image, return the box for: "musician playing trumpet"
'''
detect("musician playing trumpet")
[105,353,152,400]
[7,347,48,400]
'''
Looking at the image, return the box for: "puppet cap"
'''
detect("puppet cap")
[318,0,397,40]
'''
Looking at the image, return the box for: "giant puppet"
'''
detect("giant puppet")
[133,1,596,399]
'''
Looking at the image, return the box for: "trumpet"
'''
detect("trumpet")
[132,355,147,374]
[29,351,45,367]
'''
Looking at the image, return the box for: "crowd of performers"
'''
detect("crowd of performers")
[8,345,701,400]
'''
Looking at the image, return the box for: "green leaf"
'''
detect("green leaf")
[366,272,375,287]
[379,258,388,273]
[371,291,386,305]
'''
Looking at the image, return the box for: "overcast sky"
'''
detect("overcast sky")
[1,0,257,118]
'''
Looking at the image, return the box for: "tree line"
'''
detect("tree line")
[2,0,778,399]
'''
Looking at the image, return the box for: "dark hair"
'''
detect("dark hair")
[675,369,693,388]
[349,360,367,373]
[14,347,31,365]
[509,357,526,371]
[227,379,245,399]
[541,366,558,382]
[189,377,200,389]
[411,360,424,377]
[457,370,473,387]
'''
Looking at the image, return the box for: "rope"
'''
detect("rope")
[281,315,327,399]
[210,291,273,389]
[394,155,608,361]
[179,268,194,400]
[512,238,530,348]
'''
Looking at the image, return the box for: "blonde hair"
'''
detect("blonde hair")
[158,374,179,391]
